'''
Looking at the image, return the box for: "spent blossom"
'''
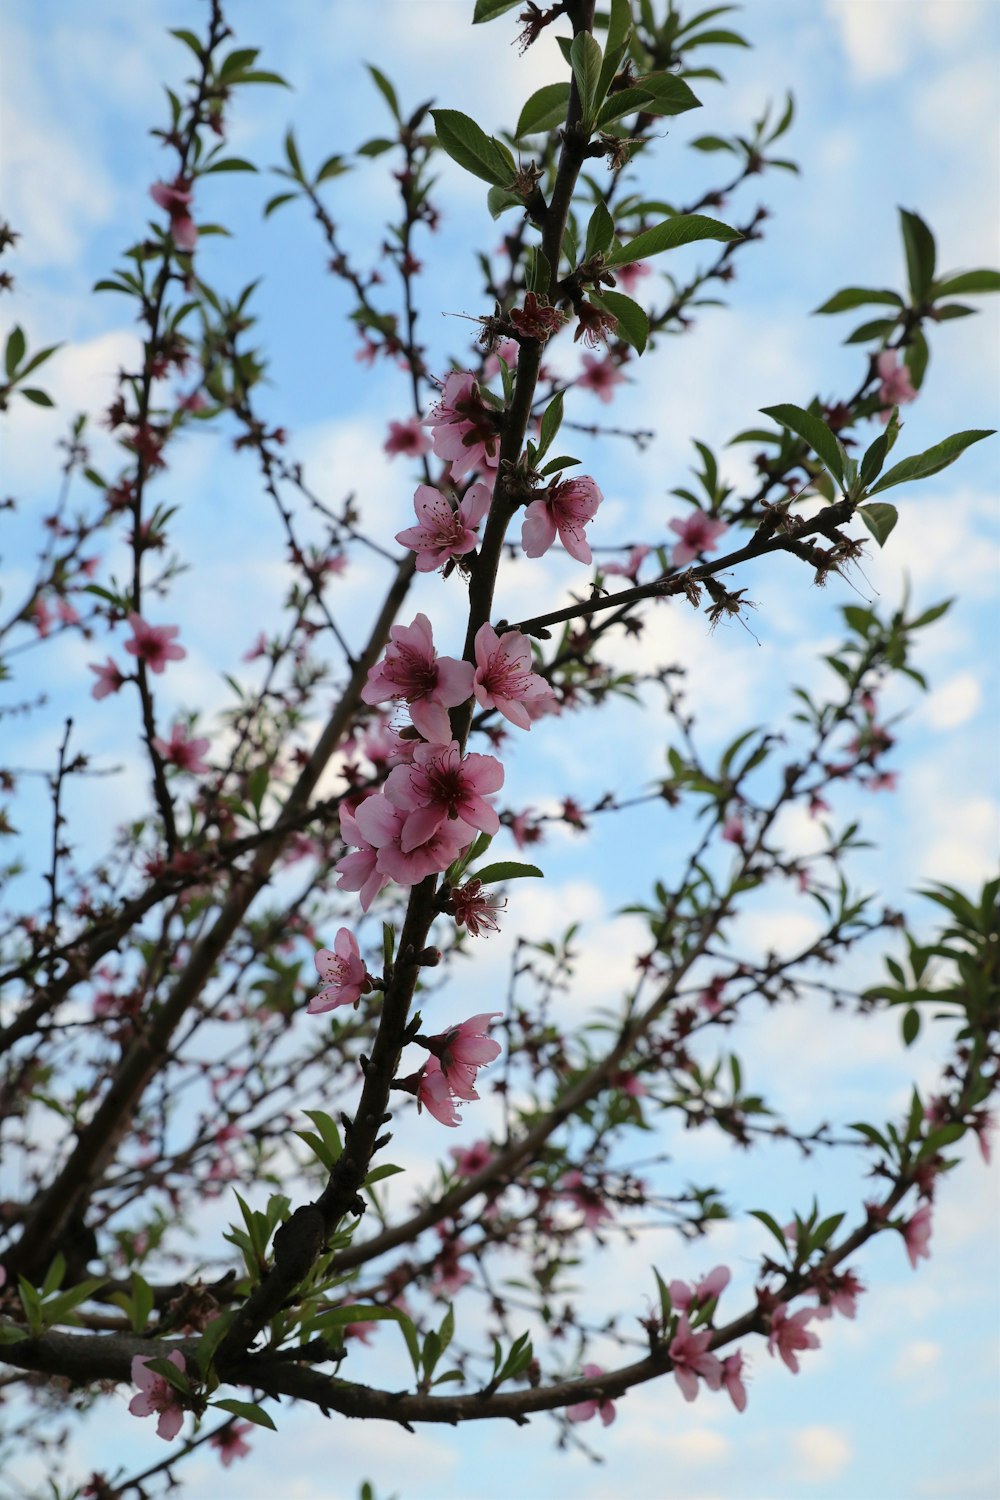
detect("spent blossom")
[361,613,474,743]
[308,930,368,1014]
[473,623,556,729]
[566,1365,616,1426]
[128,1350,186,1441]
[451,878,506,937]
[521,475,603,564]
[124,615,186,674]
[396,483,491,572]
[669,510,728,566]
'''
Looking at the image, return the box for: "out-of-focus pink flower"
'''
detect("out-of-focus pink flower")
[603,544,650,581]
[384,417,432,458]
[559,1169,613,1229]
[424,371,501,477]
[669,1265,731,1312]
[384,740,503,852]
[578,353,626,404]
[150,178,197,252]
[210,1421,252,1467]
[669,511,728,566]
[510,809,541,849]
[424,1012,502,1099]
[902,1203,933,1269]
[973,1110,995,1165]
[417,1055,463,1127]
[243,631,269,662]
[178,388,206,413]
[396,483,491,572]
[767,1303,821,1373]
[722,813,745,846]
[483,338,519,380]
[566,1364,616,1425]
[669,1314,723,1402]
[56,597,80,626]
[30,596,53,636]
[355,790,475,887]
[875,349,917,422]
[152,724,210,774]
[699,976,727,1017]
[308,930,367,1014]
[361,613,474,743]
[473,623,555,730]
[124,615,186,674]
[450,1139,494,1177]
[89,657,126,701]
[721,1350,747,1412]
[335,802,391,912]
[128,1350,186,1440]
[812,1269,865,1321]
[521,475,603,564]
[614,260,651,297]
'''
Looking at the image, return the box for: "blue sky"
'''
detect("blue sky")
[2,1,999,1497]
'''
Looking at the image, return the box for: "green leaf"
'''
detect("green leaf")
[515,82,571,139]
[605,213,739,266]
[902,1007,921,1046]
[843,317,898,345]
[487,185,524,220]
[592,289,648,354]
[203,157,258,174]
[629,73,702,116]
[858,410,900,489]
[5,325,25,377]
[931,269,1000,298]
[570,32,604,126]
[759,402,847,485]
[899,207,936,303]
[264,192,298,218]
[595,86,657,128]
[474,861,544,884]
[213,1398,276,1431]
[431,109,515,188]
[366,64,401,122]
[284,129,303,179]
[689,135,736,153]
[748,1208,788,1251]
[20,388,55,407]
[857,502,898,547]
[537,391,564,462]
[812,287,903,314]
[584,200,615,261]
[316,155,349,184]
[473,0,522,19]
[868,429,995,494]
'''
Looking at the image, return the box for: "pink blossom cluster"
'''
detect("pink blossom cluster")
[415,1013,502,1127]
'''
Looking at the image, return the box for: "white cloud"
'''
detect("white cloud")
[825,0,985,81]
[921,670,983,730]
[791,1423,853,1480]
[892,1338,942,1378]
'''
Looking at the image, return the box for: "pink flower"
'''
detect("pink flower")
[361,613,474,743]
[721,1350,747,1412]
[521,475,604,565]
[424,371,501,477]
[767,1303,821,1373]
[355,790,475,886]
[124,615,186,674]
[417,1055,463,1127]
[566,1364,616,1426]
[384,740,503,853]
[973,1111,995,1166]
[30,596,53,637]
[384,417,431,458]
[875,349,917,422]
[902,1203,933,1269]
[578,353,626,404]
[559,1169,613,1229]
[813,1269,865,1321]
[89,657,126,701]
[722,813,745,846]
[56,597,80,626]
[210,1421,252,1467]
[483,338,520,380]
[473,623,555,729]
[450,1140,495,1176]
[669,1314,723,1402]
[699,976,727,1017]
[150,178,197,252]
[128,1350,186,1441]
[451,878,506,937]
[243,631,269,662]
[603,544,650,581]
[614,260,651,297]
[335,802,390,911]
[308,930,367,1014]
[669,511,728,566]
[396,483,491,572]
[152,724,210,774]
[424,1012,502,1099]
[668,1265,731,1312]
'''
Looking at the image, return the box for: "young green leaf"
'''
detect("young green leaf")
[366,64,401,122]
[473,861,544,885]
[570,32,604,126]
[605,214,739,266]
[759,403,847,485]
[431,110,515,188]
[931,269,1000,298]
[857,502,898,547]
[867,429,994,494]
[213,1398,277,1431]
[899,207,936,303]
[584,200,615,261]
[473,0,522,20]
[515,83,571,139]
[592,290,648,354]
[813,287,903,314]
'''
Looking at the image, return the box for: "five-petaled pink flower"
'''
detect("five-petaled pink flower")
[210,1420,252,1467]
[669,511,728,566]
[335,802,391,911]
[89,657,126,701]
[124,615,186,674]
[417,1055,463,1127]
[902,1202,933,1269]
[384,740,503,853]
[721,1350,748,1412]
[767,1303,821,1373]
[383,417,432,459]
[450,1139,495,1176]
[603,544,650,581]
[566,1364,616,1426]
[668,1313,723,1402]
[578,353,626,404]
[354,791,475,887]
[396,483,491,572]
[361,613,474,743]
[308,930,367,1014]
[152,724,211,774]
[128,1350,186,1440]
[875,349,917,422]
[451,878,506,937]
[521,475,604,565]
[669,1265,731,1311]
[473,623,556,729]
[150,178,197,252]
[424,371,501,477]
[423,1012,502,1099]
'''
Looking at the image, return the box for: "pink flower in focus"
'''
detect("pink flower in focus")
[150,178,197,252]
[721,1351,747,1412]
[89,657,126,701]
[384,417,431,458]
[902,1203,933,1269]
[210,1421,252,1468]
[308,930,367,1014]
[875,349,917,422]
[425,1012,502,1099]
[424,371,501,477]
[152,724,211,774]
[521,475,604,565]
[669,511,728,566]
[603,544,650,581]
[566,1364,616,1426]
[450,1139,494,1176]
[355,790,475,887]
[128,1350,186,1441]
[384,740,503,853]
[578,353,626,404]
[124,615,186,674]
[669,1314,723,1402]
[767,1303,821,1373]
[335,802,391,912]
[451,878,506,937]
[361,613,474,743]
[396,483,491,572]
[559,1169,613,1229]
[417,1055,462,1127]
[473,623,556,729]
